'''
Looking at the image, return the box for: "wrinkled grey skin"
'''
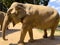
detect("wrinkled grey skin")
[2,2,59,45]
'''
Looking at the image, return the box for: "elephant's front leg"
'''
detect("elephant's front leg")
[18,27,28,45]
[2,14,10,40]
[28,29,34,42]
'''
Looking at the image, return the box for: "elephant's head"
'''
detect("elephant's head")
[2,2,28,40]
[7,2,27,23]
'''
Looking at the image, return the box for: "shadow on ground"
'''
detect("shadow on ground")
[9,36,60,45]
[0,29,20,37]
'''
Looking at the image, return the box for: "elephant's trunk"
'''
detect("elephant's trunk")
[2,13,9,40]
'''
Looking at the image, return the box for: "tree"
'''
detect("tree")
[14,0,49,5]
[40,0,49,6]
[0,0,7,12]
[0,0,49,8]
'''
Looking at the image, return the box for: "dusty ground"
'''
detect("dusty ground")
[0,23,60,45]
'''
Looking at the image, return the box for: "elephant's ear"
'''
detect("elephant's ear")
[7,8,13,15]
[15,4,28,18]
[16,4,26,12]
[17,4,30,15]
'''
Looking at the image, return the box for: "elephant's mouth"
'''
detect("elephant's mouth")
[10,13,27,25]
[20,15,27,23]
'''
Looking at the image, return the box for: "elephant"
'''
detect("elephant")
[0,11,15,30]
[2,2,59,45]
[0,11,8,30]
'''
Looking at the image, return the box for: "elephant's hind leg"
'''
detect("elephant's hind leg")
[43,29,48,38]
[18,24,28,44]
[50,28,56,39]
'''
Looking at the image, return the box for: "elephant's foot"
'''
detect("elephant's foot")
[43,35,48,38]
[49,36,55,40]
[18,43,25,45]
[28,39,36,43]
[6,27,8,30]
[18,40,25,45]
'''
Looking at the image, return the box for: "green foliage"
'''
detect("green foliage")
[1,0,15,8]
[40,0,49,6]
[0,0,49,8]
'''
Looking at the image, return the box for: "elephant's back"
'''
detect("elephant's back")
[29,5,54,15]
[23,8,59,29]
[27,5,59,20]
